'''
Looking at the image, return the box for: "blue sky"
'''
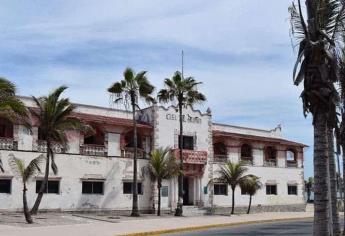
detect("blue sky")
[0,0,315,177]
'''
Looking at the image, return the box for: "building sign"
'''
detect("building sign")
[166,113,202,124]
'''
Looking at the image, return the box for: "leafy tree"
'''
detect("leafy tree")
[108,67,155,217]
[8,154,45,223]
[30,86,86,214]
[214,161,250,215]
[157,71,206,216]
[289,1,345,234]
[240,175,262,214]
[0,78,29,173]
[146,147,179,216]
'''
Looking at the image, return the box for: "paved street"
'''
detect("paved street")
[166,219,340,236]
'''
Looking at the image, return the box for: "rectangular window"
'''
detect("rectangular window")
[214,184,227,195]
[82,181,104,194]
[266,185,277,195]
[0,179,11,193]
[178,135,194,150]
[36,180,60,194]
[161,186,169,197]
[123,182,143,195]
[288,185,298,195]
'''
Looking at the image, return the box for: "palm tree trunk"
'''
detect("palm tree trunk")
[30,141,51,215]
[313,113,331,236]
[23,183,33,224]
[342,145,345,235]
[131,101,139,217]
[175,102,184,217]
[157,180,161,216]
[328,128,340,235]
[247,195,252,214]
[231,186,235,215]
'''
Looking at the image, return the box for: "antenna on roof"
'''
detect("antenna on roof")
[181,50,184,79]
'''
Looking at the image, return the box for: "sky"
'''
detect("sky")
[0,0,316,177]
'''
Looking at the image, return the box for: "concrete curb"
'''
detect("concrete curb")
[120,216,314,236]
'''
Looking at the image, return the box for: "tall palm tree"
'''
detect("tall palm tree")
[240,175,262,214]
[30,86,86,214]
[0,78,29,173]
[289,1,345,234]
[146,147,179,216]
[157,71,206,216]
[108,67,155,217]
[8,154,45,224]
[214,161,250,215]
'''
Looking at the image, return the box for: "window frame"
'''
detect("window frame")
[123,182,143,195]
[36,179,60,194]
[214,183,228,195]
[161,186,169,197]
[81,180,104,195]
[178,135,194,150]
[266,184,277,195]
[287,185,298,195]
[0,178,12,194]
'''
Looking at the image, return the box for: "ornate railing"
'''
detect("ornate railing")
[80,144,107,156]
[0,137,18,150]
[121,147,147,159]
[286,161,298,168]
[264,159,277,167]
[241,158,254,166]
[213,154,228,163]
[34,140,65,153]
[172,149,208,164]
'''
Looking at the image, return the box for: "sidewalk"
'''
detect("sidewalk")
[0,212,313,236]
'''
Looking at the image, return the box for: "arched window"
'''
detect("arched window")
[0,118,13,138]
[286,148,297,167]
[241,144,252,158]
[264,146,277,167]
[214,142,227,155]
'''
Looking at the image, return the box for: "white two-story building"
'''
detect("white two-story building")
[0,96,307,213]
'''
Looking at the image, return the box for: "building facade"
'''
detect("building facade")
[0,97,307,213]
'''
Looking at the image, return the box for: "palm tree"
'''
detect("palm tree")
[214,161,250,215]
[146,147,179,216]
[8,154,45,224]
[108,67,155,217]
[30,86,86,214]
[240,175,262,214]
[0,78,29,173]
[289,1,345,234]
[157,71,206,216]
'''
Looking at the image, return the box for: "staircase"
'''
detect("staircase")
[182,206,208,216]
[305,203,314,212]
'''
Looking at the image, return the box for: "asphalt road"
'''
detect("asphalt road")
[165,219,343,236]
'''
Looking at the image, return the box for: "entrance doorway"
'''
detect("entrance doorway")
[183,177,192,205]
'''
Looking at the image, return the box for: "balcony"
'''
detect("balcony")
[121,147,147,159]
[0,137,17,150]
[34,140,65,153]
[213,154,228,163]
[286,161,298,168]
[241,157,254,166]
[80,144,107,156]
[264,159,277,167]
[172,149,208,165]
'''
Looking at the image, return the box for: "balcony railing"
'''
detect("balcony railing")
[213,154,228,163]
[80,144,107,156]
[0,137,18,150]
[34,140,65,153]
[264,159,277,167]
[172,149,208,164]
[241,157,254,166]
[121,147,147,159]
[286,161,298,168]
